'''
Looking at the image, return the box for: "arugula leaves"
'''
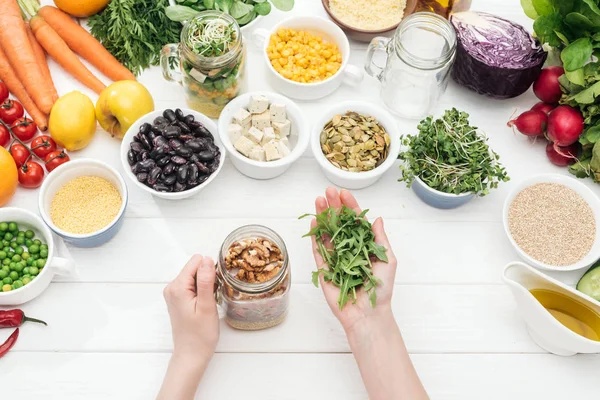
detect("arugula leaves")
[398,109,509,196]
[524,0,600,182]
[166,0,293,25]
[300,206,387,310]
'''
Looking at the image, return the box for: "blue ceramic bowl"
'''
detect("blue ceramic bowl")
[411,176,475,209]
[38,159,128,248]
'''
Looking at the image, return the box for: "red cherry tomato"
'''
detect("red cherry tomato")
[44,150,70,172]
[0,100,24,124]
[10,143,30,168]
[0,82,8,103]
[31,135,57,158]
[0,124,10,147]
[11,117,37,142]
[18,161,44,188]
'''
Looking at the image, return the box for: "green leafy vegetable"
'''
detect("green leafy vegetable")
[166,0,294,26]
[299,207,387,310]
[398,108,509,196]
[185,17,236,57]
[88,0,181,76]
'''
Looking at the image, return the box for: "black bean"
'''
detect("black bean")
[194,126,213,139]
[156,156,171,167]
[186,139,205,153]
[187,120,201,129]
[140,151,149,161]
[163,174,177,185]
[133,135,140,143]
[136,173,148,183]
[153,184,173,193]
[140,134,152,150]
[173,182,186,192]
[163,109,177,122]
[188,163,199,182]
[169,139,182,150]
[139,122,152,135]
[184,115,195,125]
[151,125,163,135]
[130,142,143,153]
[132,163,143,174]
[179,134,195,141]
[147,131,157,142]
[150,147,166,159]
[163,163,176,175]
[198,175,209,184]
[148,167,162,185]
[175,108,185,121]
[175,146,192,158]
[154,116,168,126]
[176,121,191,134]
[195,162,211,175]
[163,125,181,139]
[197,151,215,162]
[171,155,187,165]
[153,135,168,148]
[137,159,156,172]
[127,150,136,166]
[177,165,189,184]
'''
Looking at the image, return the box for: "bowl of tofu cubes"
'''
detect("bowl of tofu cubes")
[218,91,309,179]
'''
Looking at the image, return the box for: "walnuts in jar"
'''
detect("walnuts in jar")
[225,237,284,284]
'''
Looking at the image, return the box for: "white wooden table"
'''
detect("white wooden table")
[2,0,600,398]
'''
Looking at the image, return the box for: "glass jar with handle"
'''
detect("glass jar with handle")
[160,11,246,119]
[365,12,456,120]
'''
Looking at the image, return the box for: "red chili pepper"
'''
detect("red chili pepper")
[0,328,19,358]
[0,309,47,328]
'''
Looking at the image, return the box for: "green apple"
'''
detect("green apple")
[96,81,154,139]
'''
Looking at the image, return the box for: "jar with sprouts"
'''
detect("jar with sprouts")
[161,11,246,118]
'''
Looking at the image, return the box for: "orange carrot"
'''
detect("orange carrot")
[0,45,48,130]
[30,16,106,95]
[38,6,136,82]
[0,0,55,114]
[26,24,58,102]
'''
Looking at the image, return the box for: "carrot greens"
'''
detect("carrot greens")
[300,206,387,310]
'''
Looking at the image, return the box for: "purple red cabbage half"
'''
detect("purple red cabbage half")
[450,11,547,99]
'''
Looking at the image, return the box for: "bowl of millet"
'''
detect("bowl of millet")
[38,159,128,248]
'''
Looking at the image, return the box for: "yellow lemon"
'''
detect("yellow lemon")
[0,147,18,207]
[49,91,97,151]
[54,0,110,17]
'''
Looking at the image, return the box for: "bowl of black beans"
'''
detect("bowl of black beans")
[120,108,225,200]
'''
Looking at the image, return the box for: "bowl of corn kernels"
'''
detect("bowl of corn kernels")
[251,16,364,100]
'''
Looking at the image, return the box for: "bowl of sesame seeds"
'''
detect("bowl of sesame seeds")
[503,174,600,272]
[38,159,128,248]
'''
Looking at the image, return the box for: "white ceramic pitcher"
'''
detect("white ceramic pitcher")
[503,261,600,356]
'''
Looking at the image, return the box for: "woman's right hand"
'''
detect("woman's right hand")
[310,187,398,335]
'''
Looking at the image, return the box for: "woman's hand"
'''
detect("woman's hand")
[164,254,220,363]
[158,255,219,400]
[310,187,398,335]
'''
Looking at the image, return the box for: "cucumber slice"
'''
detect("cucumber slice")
[577,262,600,301]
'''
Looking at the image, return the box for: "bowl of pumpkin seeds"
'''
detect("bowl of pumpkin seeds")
[311,101,400,189]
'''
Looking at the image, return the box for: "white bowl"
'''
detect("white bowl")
[218,91,309,179]
[0,208,74,305]
[502,174,600,272]
[38,159,128,248]
[120,109,225,200]
[310,101,401,190]
[251,16,364,100]
[411,176,475,209]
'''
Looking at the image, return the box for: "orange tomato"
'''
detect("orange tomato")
[0,146,18,206]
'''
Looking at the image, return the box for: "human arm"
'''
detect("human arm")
[157,255,220,400]
[310,188,428,400]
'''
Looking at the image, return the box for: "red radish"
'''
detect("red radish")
[531,102,555,115]
[533,66,564,104]
[546,105,584,146]
[546,142,580,166]
[507,110,547,136]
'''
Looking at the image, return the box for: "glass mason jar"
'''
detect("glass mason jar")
[160,11,246,119]
[216,225,291,331]
[415,0,472,18]
[365,12,456,120]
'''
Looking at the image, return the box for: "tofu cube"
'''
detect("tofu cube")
[232,108,251,129]
[273,120,291,137]
[248,95,269,114]
[276,141,291,157]
[270,103,287,123]
[248,146,266,162]
[234,136,255,157]
[252,110,271,131]
[261,127,276,145]
[264,141,282,161]
[228,123,243,144]
[189,68,207,83]
[245,126,264,144]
